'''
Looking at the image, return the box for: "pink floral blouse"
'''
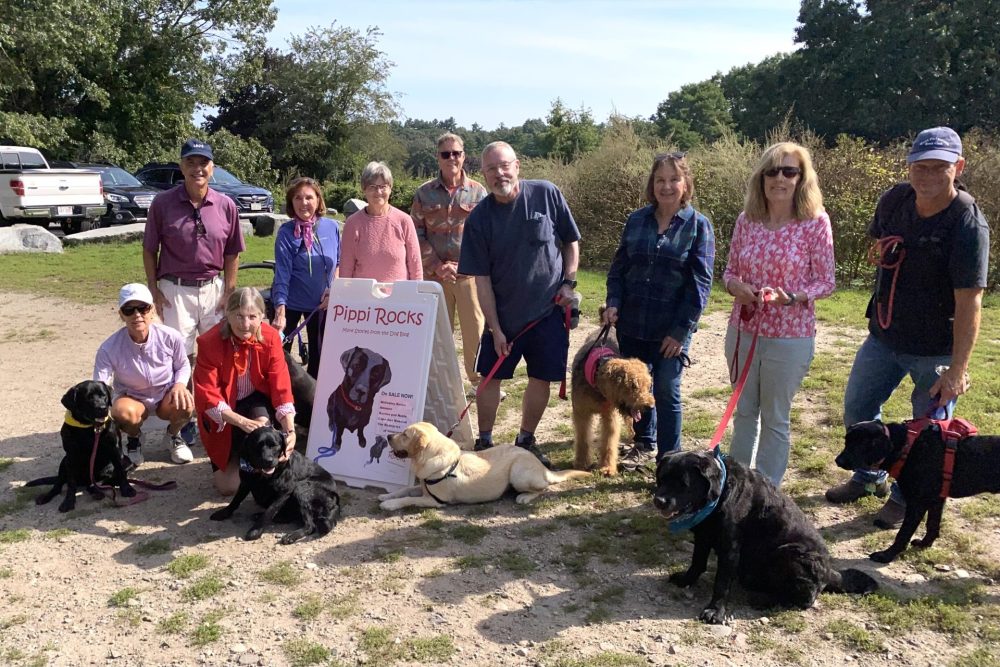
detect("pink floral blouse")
[723,210,836,338]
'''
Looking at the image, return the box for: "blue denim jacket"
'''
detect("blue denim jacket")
[606,204,715,342]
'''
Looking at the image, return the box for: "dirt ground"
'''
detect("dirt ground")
[0,291,997,667]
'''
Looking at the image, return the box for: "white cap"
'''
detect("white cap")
[118,283,154,308]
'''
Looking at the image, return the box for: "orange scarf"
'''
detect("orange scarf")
[232,336,261,375]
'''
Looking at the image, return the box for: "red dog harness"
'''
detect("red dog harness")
[584,346,616,387]
[888,417,978,498]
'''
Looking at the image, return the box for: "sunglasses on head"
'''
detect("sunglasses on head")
[439,150,464,159]
[764,166,802,178]
[121,304,152,316]
[192,208,206,237]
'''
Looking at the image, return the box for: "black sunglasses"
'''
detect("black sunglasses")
[764,166,802,178]
[121,304,152,316]
[192,208,206,237]
[439,150,464,159]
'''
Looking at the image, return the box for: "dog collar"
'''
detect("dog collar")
[338,384,364,412]
[422,459,460,505]
[669,447,727,534]
[584,346,616,387]
[64,410,109,430]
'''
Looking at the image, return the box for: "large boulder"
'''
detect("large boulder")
[0,224,62,254]
[342,198,367,216]
[62,222,145,246]
[247,213,290,237]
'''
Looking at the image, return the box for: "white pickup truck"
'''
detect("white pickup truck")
[0,146,106,234]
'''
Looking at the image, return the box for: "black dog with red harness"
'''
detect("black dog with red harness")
[835,418,1000,563]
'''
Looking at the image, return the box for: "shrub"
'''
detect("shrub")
[323,180,362,214]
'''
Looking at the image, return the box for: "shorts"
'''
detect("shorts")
[158,276,224,355]
[475,306,568,382]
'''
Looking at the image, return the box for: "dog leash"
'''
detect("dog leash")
[88,425,177,506]
[280,306,320,344]
[871,235,905,330]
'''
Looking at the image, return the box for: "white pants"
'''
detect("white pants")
[158,277,224,355]
[724,326,815,487]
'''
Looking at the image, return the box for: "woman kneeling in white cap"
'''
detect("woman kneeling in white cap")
[93,283,195,468]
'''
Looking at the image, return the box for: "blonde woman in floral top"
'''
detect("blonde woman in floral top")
[723,142,835,486]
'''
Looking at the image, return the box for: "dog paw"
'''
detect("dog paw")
[869,549,896,563]
[35,494,52,506]
[698,607,730,625]
[58,501,75,513]
[279,534,301,545]
[668,572,695,588]
[596,466,617,477]
[911,537,934,549]
[244,528,263,541]
[209,510,232,521]
[377,493,392,501]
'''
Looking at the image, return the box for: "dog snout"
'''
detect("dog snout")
[653,493,672,511]
[834,452,853,470]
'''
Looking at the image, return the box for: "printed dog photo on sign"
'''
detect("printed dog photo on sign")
[326,346,392,452]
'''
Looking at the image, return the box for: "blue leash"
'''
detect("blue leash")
[669,445,728,534]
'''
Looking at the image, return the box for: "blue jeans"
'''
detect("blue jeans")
[843,335,954,503]
[617,333,690,460]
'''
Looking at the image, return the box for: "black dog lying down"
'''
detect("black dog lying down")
[836,419,1000,563]
[210,426,341,544]
[655,450,877,624]
[27,380,135,512]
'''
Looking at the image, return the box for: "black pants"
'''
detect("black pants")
[282,308,324,379]
[212,392,275,472]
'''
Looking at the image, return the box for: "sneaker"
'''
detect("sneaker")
[824,478,889,504]
[166,432,194,464]
[873,498,906,529]
[124,436,143,470]
[473,438,493,452]
[467,388,508,402]
[180,421,198,446]
[619,445,656,472]
[515,434,552,469]
[500,390,507,402]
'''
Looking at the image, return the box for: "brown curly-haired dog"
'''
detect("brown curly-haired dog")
[571,326,654,475]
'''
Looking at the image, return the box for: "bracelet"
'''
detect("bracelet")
[784,292,796,306]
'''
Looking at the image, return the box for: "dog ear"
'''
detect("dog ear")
[61,384,79,411]
[341,347,361,372]
[373,359,392,391]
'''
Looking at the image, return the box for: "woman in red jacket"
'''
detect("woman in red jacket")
[194,287,296,495]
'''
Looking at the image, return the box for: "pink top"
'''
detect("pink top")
[723,210,836,338]
[340,205,423,282]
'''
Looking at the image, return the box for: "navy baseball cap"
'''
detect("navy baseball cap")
[907,127,962,164]
[180,138,214,161]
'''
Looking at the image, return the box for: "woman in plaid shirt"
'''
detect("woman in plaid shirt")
[604,153,716,470]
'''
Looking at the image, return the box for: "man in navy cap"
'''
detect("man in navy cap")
[825,127,990,527]
[142,139,244,457]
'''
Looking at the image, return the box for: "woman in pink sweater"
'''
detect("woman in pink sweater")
[340,161,422,282]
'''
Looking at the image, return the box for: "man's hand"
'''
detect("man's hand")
[436,262,458,283]
[166,383,193,412]
[930,366,971,407]
[555,284,574,306]
[151,285,169,314]
[217,286,234,314]
[660,335,684,358]
[602,306,618,325]
[492,329,512,358]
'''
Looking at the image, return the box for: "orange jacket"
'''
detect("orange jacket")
[194,321,293,470]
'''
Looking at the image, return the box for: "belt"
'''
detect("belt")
[160,274,218,287]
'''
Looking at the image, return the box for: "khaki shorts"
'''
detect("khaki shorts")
[158,277,224,355]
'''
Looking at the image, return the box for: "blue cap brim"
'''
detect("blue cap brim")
[907,149,960,164]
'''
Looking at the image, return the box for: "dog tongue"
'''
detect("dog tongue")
[631,409,642,423]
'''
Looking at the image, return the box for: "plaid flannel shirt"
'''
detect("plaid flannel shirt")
[411,172,488,278]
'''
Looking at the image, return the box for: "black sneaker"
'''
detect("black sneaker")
[473,438,493,452]
[515,434,552,469]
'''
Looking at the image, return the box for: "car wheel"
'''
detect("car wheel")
[78,218,99,232]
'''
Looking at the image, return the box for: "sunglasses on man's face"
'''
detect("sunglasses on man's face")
[121,304,152,317]
[764,166,802,179]
[439,150,464,159]
[192,208,207,237]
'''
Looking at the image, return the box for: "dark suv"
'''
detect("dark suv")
[51,161,161,228]
[134,162,274,214]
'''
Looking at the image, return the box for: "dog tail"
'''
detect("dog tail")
[24,476,60,487]
[545,469,591,484]
[825,568,879,595]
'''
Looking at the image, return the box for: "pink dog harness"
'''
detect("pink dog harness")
[584,346,616,387]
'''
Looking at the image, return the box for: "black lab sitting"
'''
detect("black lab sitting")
[27,380,135,512]
[835,419,1000,563]
[655,449,877,624]
[210,426,341,544]
[327,346,392,450]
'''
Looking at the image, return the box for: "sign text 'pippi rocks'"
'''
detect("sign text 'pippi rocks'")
[329,305,425,327]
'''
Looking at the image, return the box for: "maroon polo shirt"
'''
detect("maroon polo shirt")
[143,184,244,280]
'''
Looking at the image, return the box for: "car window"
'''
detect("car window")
[1,153,17,170]
[210,167,243,185]
[101,168,143,187]
[17,152,47,169]
[172,170,186,184]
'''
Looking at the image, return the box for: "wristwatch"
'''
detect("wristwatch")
[561,278,577,289]
[784,292,797,306]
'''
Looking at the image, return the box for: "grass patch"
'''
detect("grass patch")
[157,611,188,635]
[824,618,882,653]
[0,614,28,630]
[0,528,31,543]
[0,568,12,578]
[293,594,325,621]
[547,651,646,667]
[327,593,360,620]
[135,538,172,556]
[189,610,225,647]
[359,627,399,667]
[108,587,139,608]
[166,553,209,578]
[951,647,998,667]
[181,573,225,602]
[449,523,488,545]
[408,635,455,662]
[258,560,303,586]
[499,549,537,574]
[42,528,74,539]
[283,638,331,667]
[0,458,13,472]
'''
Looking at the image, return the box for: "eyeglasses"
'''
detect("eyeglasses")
[764,166,802,179]
[484,161,515,175]
[192,208,206,237]
[120,304,152,317]
[439,150,464,159]
[365,183,391,192]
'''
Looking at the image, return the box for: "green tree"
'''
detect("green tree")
[537,99,600,162]
[652,80,735,149]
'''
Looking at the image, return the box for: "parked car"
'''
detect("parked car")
[51,162,160,226]
[0,146,105,233]
[134,162,274,214]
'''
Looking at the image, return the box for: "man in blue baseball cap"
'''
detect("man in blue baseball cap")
[825,127,990,528]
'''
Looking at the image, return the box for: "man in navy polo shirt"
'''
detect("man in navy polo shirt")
[825,127,990,527]
[143,139,244,458]
[458,141,581,468]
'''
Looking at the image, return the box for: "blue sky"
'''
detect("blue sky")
[270,0,802,130]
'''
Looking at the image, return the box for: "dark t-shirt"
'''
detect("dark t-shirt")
[458,180,581,337]
[866,183,990,356]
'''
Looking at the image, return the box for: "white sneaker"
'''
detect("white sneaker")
[166,432,194,464]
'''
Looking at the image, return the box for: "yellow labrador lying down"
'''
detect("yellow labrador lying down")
[378,422,591,510]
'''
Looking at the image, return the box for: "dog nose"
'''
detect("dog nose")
[834,454,849,470]
[653,495,669,510]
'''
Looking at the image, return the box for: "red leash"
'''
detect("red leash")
[871,235,905,330]
[89,426,177,506]
[707,293,775,449]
